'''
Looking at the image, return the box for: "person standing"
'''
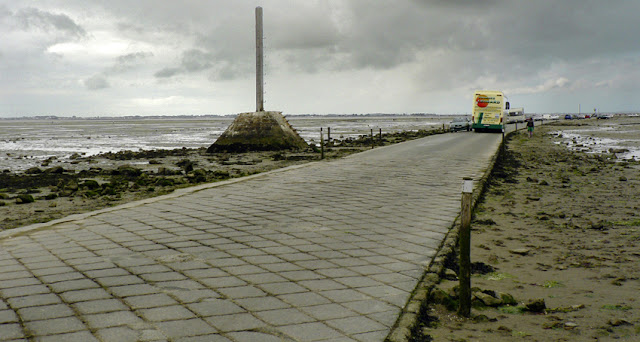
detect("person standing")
[526,118,535,138]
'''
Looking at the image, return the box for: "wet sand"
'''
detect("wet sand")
[414,117,640,341]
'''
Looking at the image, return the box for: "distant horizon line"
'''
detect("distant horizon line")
[1,111,638,120]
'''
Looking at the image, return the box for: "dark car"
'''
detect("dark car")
[564,115,573,120]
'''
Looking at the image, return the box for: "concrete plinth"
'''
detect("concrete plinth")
[207,111,308,153]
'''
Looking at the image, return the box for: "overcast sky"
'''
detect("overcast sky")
[1,0,639,117]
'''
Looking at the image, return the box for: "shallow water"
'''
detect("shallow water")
[550,117,640,160]
[0,115,448,172]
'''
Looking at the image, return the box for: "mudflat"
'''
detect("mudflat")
[416,118,640,341]
[0,129,435,230]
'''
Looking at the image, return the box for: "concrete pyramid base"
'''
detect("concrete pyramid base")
[207,111,308,153]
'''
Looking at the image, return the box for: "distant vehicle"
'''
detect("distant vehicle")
[564,115,573,120]
[506,107,525,123]
[472,90,508,133]
[450,117,471,132]
[597,114,611,119]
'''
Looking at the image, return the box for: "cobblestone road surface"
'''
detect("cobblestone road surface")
[0,132,501,342]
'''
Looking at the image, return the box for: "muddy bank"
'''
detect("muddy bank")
[1,128,444,230]
[411,119,640,341]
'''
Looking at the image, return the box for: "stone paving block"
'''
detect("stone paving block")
[0,270,33,281]
[334,276,384,288]
[139,272,187,282]
[83,268,131,278]
[258,282,307,296]
[278,322,344,342]
[170,289,221,304]
[109,284,159,297]
[85,310,145,329]
[39,272,86,284]
[73,261,118,272]
[186,299,245,317]
[326,315,387,335]
[59,288,112,303]
[17,303,75,321]
[95,325,139,342]
[352,329,389,342]
[126,264,172,274]
[260,262,304,272]
[183,268,228,279]
[154,318,217,339]
[36,330,99,342]
[174,334,233,342]
[299,303,359,321]
[138,305,196,321]
[0,277,42,289]
[48,279,100,293]
[320,289,372,303]
[0,284,50,298]
[205,313,266,332]
[235,296,290,312]
[73,299,129,315]
[280,270,324,281]
[200,277,247,288]
[342,299,396,315]
[254,308,315,326]
[278,292,331,307]
[299,279,347,291]
[25,316,87,335]
[0,322,24,340]
[152,279,203,291]
[123,293,178,309]
[237,272,287,285]
[217,285,266,299]
[0,309,19,323]
[7,293,62,309]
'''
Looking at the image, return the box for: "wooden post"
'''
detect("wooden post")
[379,128,382,145]
[370,129,374,149]
[458,178,473,318]
[255,7,264,112]
[327,127,331,142]
[320,127,324,159]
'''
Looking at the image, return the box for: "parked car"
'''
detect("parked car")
[564,114,573,120]
[450,117,471,132]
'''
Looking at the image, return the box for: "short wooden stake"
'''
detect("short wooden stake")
[320,127,325,159]
[327,127,331,142]
[370,129,374,149]
[379,128,382,145]
[458,178,473,318]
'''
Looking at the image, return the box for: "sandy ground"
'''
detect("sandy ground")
[416,118,640,341]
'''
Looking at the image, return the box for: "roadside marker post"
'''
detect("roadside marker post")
[320,127,325,159]
[458,178,473,318]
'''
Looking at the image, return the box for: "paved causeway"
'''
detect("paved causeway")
[1,132,501,342]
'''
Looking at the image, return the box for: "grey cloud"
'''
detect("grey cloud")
[84,75,109,90]
[154,49,221,79]
[108,51,154,74]
[182,49,214,72]
[154,67,182,78]
[13,7,86,37]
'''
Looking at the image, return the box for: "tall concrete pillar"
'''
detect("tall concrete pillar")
[256,6,264,112]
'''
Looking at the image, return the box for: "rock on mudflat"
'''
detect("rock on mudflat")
[207,111,308,153]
